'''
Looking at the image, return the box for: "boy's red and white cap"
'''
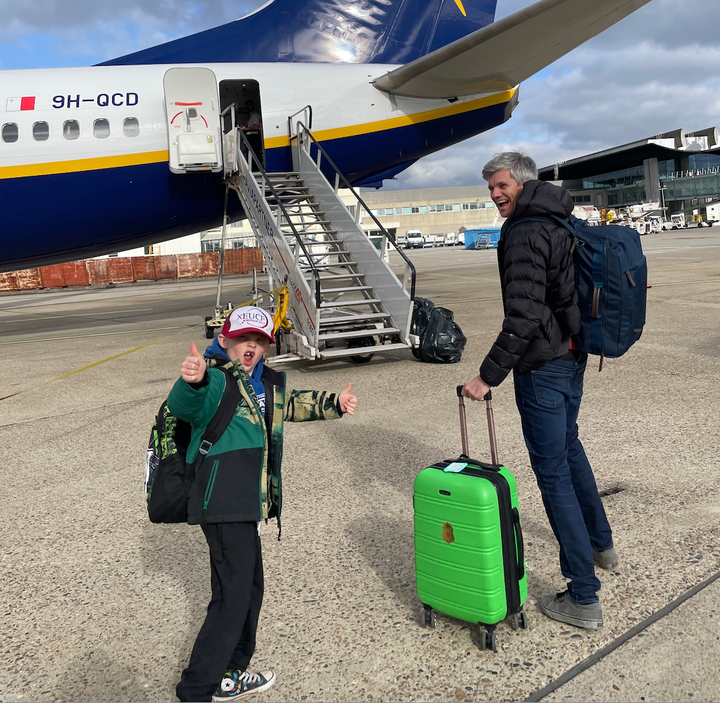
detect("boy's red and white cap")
[221,307,275,344]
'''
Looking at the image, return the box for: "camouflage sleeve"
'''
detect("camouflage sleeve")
[284,389,342,422]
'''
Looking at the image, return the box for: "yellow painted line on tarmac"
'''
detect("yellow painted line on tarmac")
[0,325,198,401]
[0,298,266,401]
[0,308,155,320]
[0,325,194,346]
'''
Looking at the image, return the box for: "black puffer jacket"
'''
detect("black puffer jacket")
[479,180,581,387]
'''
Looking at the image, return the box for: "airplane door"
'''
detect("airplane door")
[164,68,222,174]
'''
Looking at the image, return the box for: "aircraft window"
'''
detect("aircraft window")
[124,118,140,137]
[93,119,110,139]
[2,123,19,143]
[63,120,80,140]
[33,122,50,141]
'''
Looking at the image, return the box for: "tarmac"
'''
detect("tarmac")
[1,229,719,703]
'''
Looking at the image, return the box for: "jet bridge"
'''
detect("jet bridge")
[211,105,417,363]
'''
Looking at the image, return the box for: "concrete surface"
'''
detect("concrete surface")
[0,229,719,703]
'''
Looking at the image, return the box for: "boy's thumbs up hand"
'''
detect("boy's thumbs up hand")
[338,382,357,416]
[181,342,207,383]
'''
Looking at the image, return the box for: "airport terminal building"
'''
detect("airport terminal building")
[540,126,720,222]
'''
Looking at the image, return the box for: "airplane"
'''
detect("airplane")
[0,0,653,273]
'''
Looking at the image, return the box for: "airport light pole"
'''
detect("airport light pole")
[660,184,668,221]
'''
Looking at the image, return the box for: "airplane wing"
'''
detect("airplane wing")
[372,0,652,99]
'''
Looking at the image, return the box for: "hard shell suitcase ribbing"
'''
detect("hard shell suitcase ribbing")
[413,387,528,651]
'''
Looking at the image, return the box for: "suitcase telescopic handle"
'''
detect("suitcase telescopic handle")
[513,507,525,579]
[456,386,499,465]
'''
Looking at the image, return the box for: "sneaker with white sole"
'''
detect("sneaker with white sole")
[212,669,276,701]
[593,547,619,570]
[538,590,603,629]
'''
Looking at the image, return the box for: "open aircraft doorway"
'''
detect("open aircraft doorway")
[220,79,264,169]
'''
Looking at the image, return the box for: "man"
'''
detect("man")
[462,151,617,629]
[241,100,263,167]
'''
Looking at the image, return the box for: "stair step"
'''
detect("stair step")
[309,273,364,281]
[319,327,401,341]
[281,218,332,227]
[300,261,358,269]
[319,312,390,325]
[319,285,373,293]
[295,252,343,259]
[284,229,338,237]
[319,299,381,308]
[318,342,410,359]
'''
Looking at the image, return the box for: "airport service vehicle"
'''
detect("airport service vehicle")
[660,214,687,230]
[444,233,458,246]
[406,230,425,249]
[475,230,501,249]
[423,234,444,248]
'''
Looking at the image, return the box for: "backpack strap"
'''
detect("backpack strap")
[187,366,240,484]
[197,366,240,457]
[191,366,240,561]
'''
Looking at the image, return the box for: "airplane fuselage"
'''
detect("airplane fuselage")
[0,63,516,271]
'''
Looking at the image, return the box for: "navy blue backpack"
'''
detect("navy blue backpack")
[515,215,647,365]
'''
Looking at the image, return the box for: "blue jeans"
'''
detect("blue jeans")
[513,355,613,604]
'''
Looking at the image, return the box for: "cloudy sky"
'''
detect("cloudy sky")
[1,0,718,189]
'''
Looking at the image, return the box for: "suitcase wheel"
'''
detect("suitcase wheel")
[509,611,529,631]
[478,628,498,653]
[419,606,436,629]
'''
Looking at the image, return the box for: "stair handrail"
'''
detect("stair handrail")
[230,124,323,310]
[288,105,313,140]
[292,120,416,300]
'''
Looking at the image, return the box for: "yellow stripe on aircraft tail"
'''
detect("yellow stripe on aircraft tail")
[0,150,169,180]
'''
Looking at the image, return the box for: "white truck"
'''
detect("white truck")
[444,232,458,246]
[405,229,424,249]
[424,233,445,247]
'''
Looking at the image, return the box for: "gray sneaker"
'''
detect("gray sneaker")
[593,547,619,570]
[538,590,603,629]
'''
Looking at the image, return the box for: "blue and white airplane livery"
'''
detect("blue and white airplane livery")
[0,0,651,272]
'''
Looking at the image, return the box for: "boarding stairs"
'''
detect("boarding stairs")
[217,106,416,362]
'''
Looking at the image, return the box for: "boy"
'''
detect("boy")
[169,306,356,702]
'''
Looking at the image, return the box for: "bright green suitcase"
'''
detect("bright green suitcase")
[413,388,528,650]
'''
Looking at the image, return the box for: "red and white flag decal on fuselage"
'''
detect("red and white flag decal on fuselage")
[7,97,36,111]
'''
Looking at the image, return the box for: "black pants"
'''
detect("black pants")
[176,522,264,702]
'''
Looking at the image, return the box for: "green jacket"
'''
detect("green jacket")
[167,360,342,527]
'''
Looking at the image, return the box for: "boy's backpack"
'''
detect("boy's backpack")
[513,215,647,364]
[145,367,239,524]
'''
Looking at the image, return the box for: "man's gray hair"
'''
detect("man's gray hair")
[482,151,538,185]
